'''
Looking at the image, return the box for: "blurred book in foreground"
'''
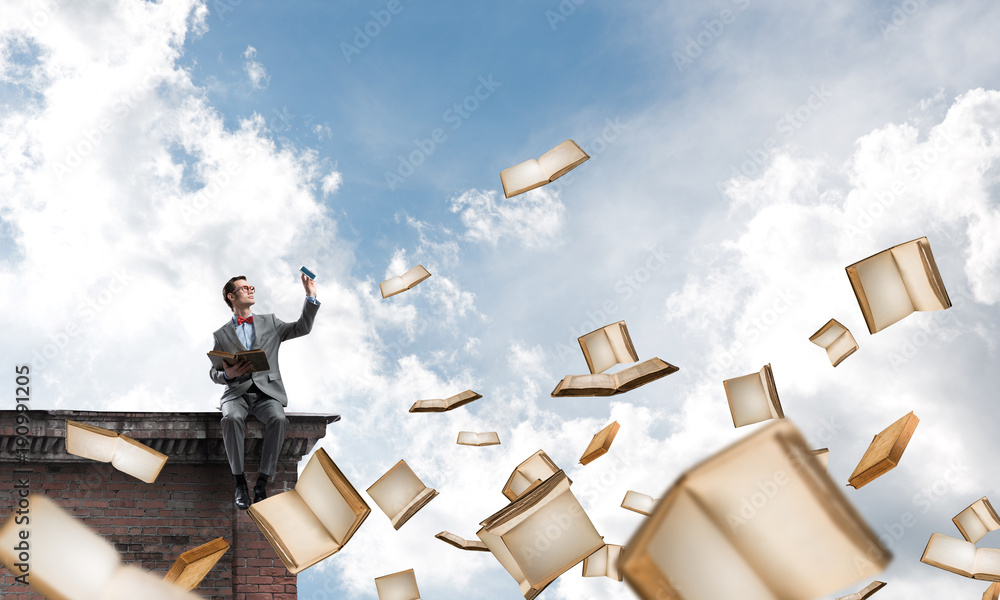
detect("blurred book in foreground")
[836,580,886,600]
[162,537,230,591]
[723,364,783,428]
[500,139,589,198]
[367,459,438,529]
[845,236,951,334]
[920,532,1000,581]
[621,491,658,516]
[380,264,431,299]
[809,319,859,367]
[985,582,1000,600]
[811,448,830,470]
[551,358,679,397]
[579,421,620,465]
[621,419,890,600]
[65,419,168,483]
[0,494,202,600]
[478,470,604,599]
[583,544,625,581]
[847,411,918,489]
[436,531,490,552]
[410,389,482,413]
[375,568,421,600]
[502,449,559,501]
[456,431,500,446]
[248,448,370,574]
[954,497,1000,544]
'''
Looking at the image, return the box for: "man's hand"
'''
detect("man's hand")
[224,359,253,379]
[302,272,318,297]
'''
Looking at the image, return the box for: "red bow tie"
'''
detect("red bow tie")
[236,316,254,325]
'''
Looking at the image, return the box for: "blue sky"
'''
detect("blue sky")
[3,0,1000,599]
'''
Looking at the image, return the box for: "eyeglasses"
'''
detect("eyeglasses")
[236,285,255,294]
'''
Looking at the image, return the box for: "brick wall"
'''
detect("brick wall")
[0,410,337,600]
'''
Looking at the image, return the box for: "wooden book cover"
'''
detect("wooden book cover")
[551,358,679,397]
[845,236,951,334]
[374,568,422,600]
[247,448,370,574]
[500,139,590,198]
[722,364,783,428]
[435,531,490,552]
[207,348,269,372]
[0,494,200,600]
[985,582,1000,600]
[367,459,438,530]
[582,544,625,581]
[809,319,859,367]
[580,421,620,465]
[479,470,605,599]
[162,537,230,591]
[920,532,1000,581]
[65,419,169,484]
[836,580,886,600]
[578,320,639,374]
[621,491,657,516]
[954,497,1000,544]
[456,431,501,446]
[409,389,482,413]
[847,412,919,489]
[502,450,560,502]
[380,264,431,299]
[621,420,890,600]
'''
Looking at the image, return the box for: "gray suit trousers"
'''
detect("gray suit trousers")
[220,386,287,477]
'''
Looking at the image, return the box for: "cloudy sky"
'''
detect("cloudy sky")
[2,0,1000,598]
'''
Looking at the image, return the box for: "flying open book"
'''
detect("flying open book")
[722,364,783,428]
[162,538,230,591]
[836,581,886,600]
[621,491,658,516]
[65,419,168,484]
[456,431,500,446]
[847,411,919,489]
[206,348,269,372]
[580,421,620,465]
[502,449,560,502]
[846,236,951,334]
[0,494,203,600]
[921,532,1000,581]
[578,321,639,374]
[367,460,438,530]
[620,420,889,600]
[954,497,1000,544]
[409,390,482,413]
[583,544,625,581]
[435,531,490,552]
[551,358,679,397]
[809,319,859,367]
[247,448,370,574]
[375,568,422,600]
[500,139,590,198]
[380,264,431,299]
[478,470,605,599]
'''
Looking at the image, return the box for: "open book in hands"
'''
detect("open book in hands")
[207,348,269,372]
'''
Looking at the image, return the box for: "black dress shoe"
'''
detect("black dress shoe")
[235,482,252,510]
[253,482,267,503]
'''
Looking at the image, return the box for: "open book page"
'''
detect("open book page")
[849,248,914,333]
[537,140,589,181]
[954,498,1000,544]
[436,531,489,551]
[103,566,202,600]
[248,491,337,574]
[614,358,679,393]
[826,330,859,367]
[724,372,772,427]
[921,532,976,577]
[622,491,657,516]
[501,159,548,198]
[457,431,500,446]
[65,420,120,463]
[368,460,433,527]
[551,374,618,397]
[836,580,886,600]
[890,238,949,311]
[162,538,229,591]
[579,322,637,374]
[974,548,1000,581]
[760,365,782,419]
[444,390,481,409]
[400,265,431,288]
[0,494,121,600]
[810,319,847,347]
[582,544,624,580]
[391,487,438,529]
[112,435,168,483]
[477,527,534,597]
[295,450,369,548]
[374,569,421,600]
[504,451,559,501]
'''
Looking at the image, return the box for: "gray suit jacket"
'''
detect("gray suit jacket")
[209,299,320,409]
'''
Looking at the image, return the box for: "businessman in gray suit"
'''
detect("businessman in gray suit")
[210,274,319,509]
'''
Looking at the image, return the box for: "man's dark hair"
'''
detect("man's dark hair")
[223,275,247,311]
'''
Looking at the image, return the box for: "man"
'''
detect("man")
[209,274,319,510]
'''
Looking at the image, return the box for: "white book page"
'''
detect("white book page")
[956,507,991,544]
[379,277,404,297]
[477,528,528,588]
[111,437,166,483]
[375,570,421,600]
[517,454,559,484]
[582,545,609,577]
[606,323,637,365]
[251,492,337,568]
[973,499,1000,531]
[622,491,656,515]
[66,423,118,463]
[811,321,847,348]
[827,333,858,365]
[581,329,617,374]
[854,250,914,330]
[400,265,429,287]
[501,159,547,196]
[368,462,427,521]
[975,548,1000,580]
[724,373,771,427]
[923,533,975,575]
[295,455,360,546]
[891,241,946,311]
[537,140,587,180]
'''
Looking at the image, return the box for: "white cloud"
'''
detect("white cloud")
[242,44,268,89]
[450,187,565,249]
[321,170,342,196]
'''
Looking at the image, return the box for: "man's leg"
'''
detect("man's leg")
[221,397,252,509]
[250,398,287,500]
